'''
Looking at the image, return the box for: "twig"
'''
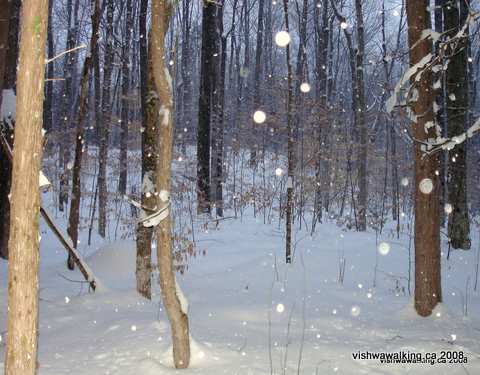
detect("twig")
[45,44,87,64]
[57,272,90,284]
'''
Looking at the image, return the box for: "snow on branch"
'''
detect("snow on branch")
[420,117,480,156]
[45,44,87,64]
[386,8,480,154]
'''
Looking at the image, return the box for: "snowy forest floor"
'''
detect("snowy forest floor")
[1,197,480,374]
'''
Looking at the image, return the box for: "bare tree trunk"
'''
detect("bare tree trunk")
[312,0,329,230]
[180,0,192,145]
[445,0,471,250]
[406,0,442,317]
[434,0,447,228]
[136,35,158,300]
[331,0,360,227]
[5,0,48,373]
[43,0,54,133]
[136,0,152,300]
[59,0,80,213]
[0,0,16,260]
[355,0,367,231]
[197,0,220,214]
[282,0,294,264]
[66,0,102,270]
[250,0,264,165]
[118,0,133,195]
[151,0,190,367]
[212,28,226,218]
[211,4,225,217]
[98,0,115,237]
[0,0,13,102]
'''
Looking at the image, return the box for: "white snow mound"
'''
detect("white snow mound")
[86,241,136,288]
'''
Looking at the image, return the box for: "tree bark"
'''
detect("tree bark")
[313,0,329,230]
[136,35,158,300]
[97,0,115,237]
[43,0,54,133]
[282,0,294,263]
[355,0,367,231]
[118,0,134,195]
[406,0,442,317]
[445,0,471,249]
[58,0,80,212]
[0,0,16,260]
[0,0,12,100]
[151,0,191,368]
[211,4,225,217]
[136,0,152,300]
[66,0,102,270]
[5,0,48,373]
[435,0,447,228]
[197,0,221,214]
[250,0,264,165]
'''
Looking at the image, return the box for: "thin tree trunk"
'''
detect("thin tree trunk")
[282,0,294,264]
[180,0,192,143]
[406,0,442,317]
[118,0,133,195]
[197,0,219,213]
[98,0,115,237]
[136,0,152,300]
[5,0,48,373]
[250,0,264,165]
[151,0,190,367]
[355,0,367,231]
[211,4,225,217]
[66,0,102,270]
[313,0,329,230]
[213,31,226,218]
[43,0,54,133]
[59,0,80,213]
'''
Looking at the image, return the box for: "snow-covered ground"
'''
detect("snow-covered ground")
[1,201,479,374]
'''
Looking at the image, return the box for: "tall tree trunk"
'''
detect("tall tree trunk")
[2,0,19,91]
[66,0,102,270]
[136,0,152,300]
[250,0,264,165]
[5,0,48,373]
[118,0,133,195]
[212,19,226,218]
[0,0,16,260]
[197,0,220,214]
[151,0,191,367]
[435,0,447,228]
[59,0,80,212]
[313,0,329,230]
[445,0,471,249]
[97,0,115,237]
[355,0,367,231]
[282,0,294,263]
[406,0,442,317]
[180,0,192,145]
[43,0,54,133]
[331,0,359,229]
